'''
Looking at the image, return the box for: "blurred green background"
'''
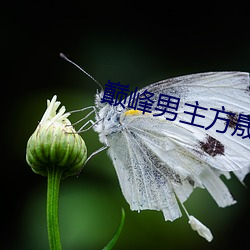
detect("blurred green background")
[2,1,250,250]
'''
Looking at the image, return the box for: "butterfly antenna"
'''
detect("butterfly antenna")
[60,53,103,92]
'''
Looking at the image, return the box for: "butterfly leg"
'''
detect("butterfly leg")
[85,145,108,165]
[70,106,97,126]
[77,145,108,176]
[68,106,102,132]
[77,119,100,132]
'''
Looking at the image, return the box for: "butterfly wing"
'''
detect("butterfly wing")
[104,72,250,221]
[131,72,250,173]
[106,118,182,221]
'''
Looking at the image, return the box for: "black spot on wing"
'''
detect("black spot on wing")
[226,111,239,129]
[199,135,225,157]
[247,84,250,93]
[186,177,195,186]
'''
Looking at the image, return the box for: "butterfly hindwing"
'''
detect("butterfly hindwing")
[107,120,182,221]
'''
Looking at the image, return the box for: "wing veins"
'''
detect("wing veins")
[123,130,152,209]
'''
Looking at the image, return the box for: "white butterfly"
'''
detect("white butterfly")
[91,72,250,241]
[61,54,250,242]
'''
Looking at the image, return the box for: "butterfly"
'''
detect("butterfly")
[61,55,250,241]
[93,72,250,241]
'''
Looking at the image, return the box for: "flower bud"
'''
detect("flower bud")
[26,95,87,178]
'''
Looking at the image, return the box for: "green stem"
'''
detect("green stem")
[47,165,63,250]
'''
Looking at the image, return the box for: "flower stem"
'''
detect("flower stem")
[47,165,63,250]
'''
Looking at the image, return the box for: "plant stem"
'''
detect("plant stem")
[47,165,63,250]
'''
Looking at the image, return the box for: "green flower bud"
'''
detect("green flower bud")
[26,95,87,178]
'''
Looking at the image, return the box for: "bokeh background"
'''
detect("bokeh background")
[2,1,250,250]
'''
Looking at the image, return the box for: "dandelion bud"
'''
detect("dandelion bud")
[26,95,87,178]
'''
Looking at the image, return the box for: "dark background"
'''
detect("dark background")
[2,1,250,250]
